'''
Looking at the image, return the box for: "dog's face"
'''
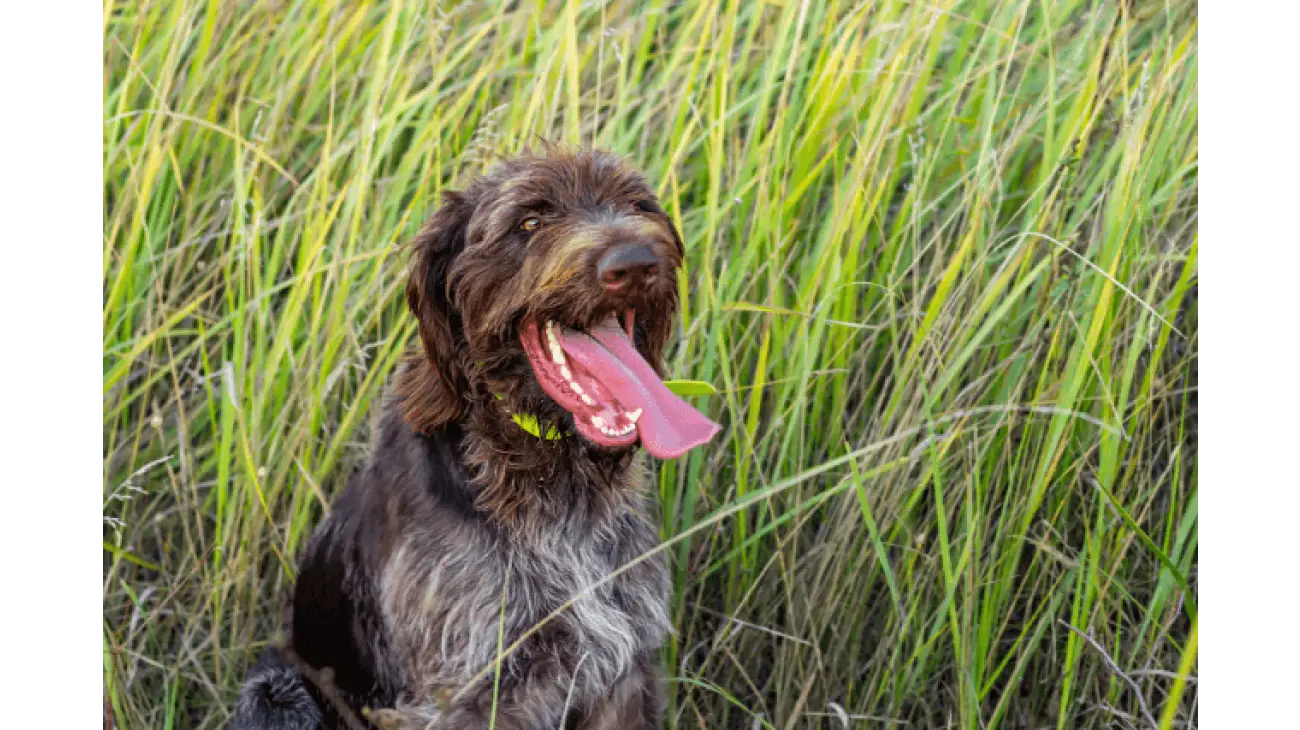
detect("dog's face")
[403,151,719,459]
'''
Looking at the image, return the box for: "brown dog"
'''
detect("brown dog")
[231,150,720,729]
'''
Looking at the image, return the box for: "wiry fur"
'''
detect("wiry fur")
[230,648,322,730]
[232,150,684,730]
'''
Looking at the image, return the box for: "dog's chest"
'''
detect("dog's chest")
[516,532,668,683]
[382,514,670,700]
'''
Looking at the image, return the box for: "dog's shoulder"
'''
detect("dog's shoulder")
[285,401,473,712]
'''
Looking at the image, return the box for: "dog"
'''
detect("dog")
[230,150,721,730]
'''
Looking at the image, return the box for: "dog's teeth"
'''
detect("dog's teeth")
[580,394,597,406]
[591,415,636,438]
[626,408,642,424]
[545,321,565,365]
[559,365,573,381]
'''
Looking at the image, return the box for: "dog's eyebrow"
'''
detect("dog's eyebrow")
[518,199,557,215]
[514,196,556,213]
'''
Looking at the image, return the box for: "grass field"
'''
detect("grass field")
[103,1,1198,727]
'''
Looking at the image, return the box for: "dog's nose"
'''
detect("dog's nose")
[597,243,660,292]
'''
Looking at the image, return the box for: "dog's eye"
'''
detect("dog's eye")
[519,216,543,232]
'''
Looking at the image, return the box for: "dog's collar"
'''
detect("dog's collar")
[492,394,564,440]
[495,380,718,441]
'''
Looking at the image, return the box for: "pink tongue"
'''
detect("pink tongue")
[559,317,721,459]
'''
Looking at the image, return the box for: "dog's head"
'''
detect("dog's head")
[401,150,719,459]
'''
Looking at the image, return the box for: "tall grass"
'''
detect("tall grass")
[103,1,1198,727]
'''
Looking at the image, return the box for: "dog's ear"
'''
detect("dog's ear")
[398,190,473,433]
[663,208,686,258]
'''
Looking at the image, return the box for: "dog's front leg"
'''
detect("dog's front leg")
[573,654,662,730]
[407,667,571,730]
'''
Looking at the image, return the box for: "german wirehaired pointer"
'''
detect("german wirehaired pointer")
[231,150,720,730]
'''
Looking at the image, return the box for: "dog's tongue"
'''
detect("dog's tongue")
[559,317,720,459]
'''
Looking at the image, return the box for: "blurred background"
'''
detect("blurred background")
[103,1,1198,727]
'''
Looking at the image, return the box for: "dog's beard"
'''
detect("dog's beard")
[518,311,719,459]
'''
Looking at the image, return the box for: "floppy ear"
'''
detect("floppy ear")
[397,191,472,434]
[663,208,686,258]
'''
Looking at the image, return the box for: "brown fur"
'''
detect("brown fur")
[396,150,682,530]
[232,149,686,730]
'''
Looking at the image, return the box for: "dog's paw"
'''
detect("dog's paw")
[230,663,321,730]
